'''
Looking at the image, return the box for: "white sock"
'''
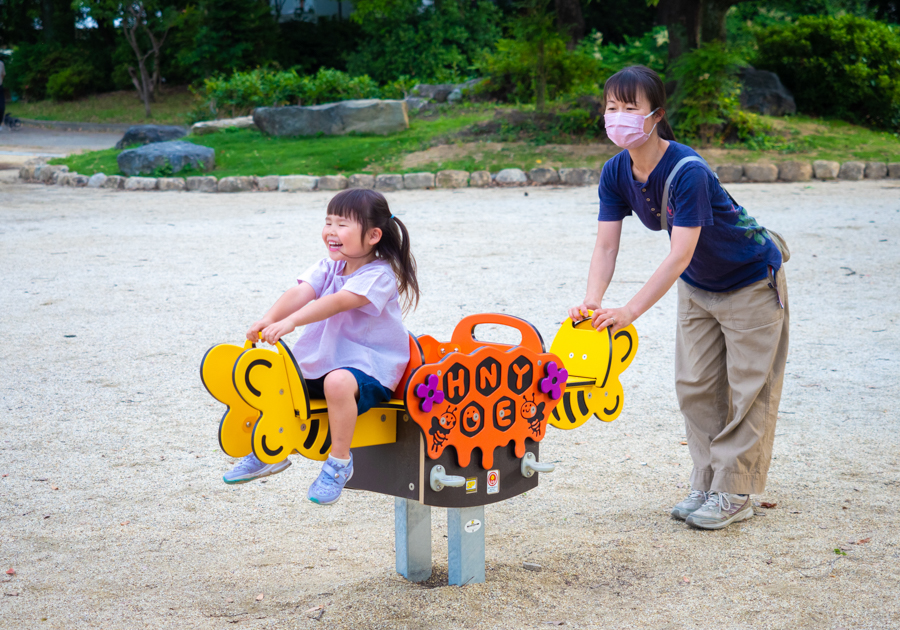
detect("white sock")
[329,455,350,466]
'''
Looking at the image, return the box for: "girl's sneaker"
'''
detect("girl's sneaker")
[308,455,354,505]
[223,453,291,484]
[685,492,753,530]
[671,489,708,520]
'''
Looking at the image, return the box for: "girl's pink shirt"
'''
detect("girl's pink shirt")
[292,258,410,392]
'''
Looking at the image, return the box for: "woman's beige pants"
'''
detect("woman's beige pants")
[675,267,789,495]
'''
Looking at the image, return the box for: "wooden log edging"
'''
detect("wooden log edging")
[14,162,900,191]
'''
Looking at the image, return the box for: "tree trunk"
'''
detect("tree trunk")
[701,0,747,43]
[657,0,751,62]
[535,39,547,112]
[41,0,55,43]
[656,0,701,63]
[554,0,585,50]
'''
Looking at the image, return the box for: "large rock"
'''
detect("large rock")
[253,100,409,137]
[38,165,68,183]
[117,141,215,177]
[839,161,865,181]
[528,167,560,185]
[716,164,743,183]
[124,177,158,191]
[435,170,469,188]
[743,163,778,183]
[375,174,404,192]
[348,174,376,189]
[813,160,840,180]
[403,172,434,190]
[864,162,887,179]
[186,176,217,192]
[404,97,437,114]
[279,176,318,192]
[115,125,187,150]
[470,171,491,187]
[447,78,485,103]
[191,116,255,136]
[412,84,455,103]
[888,163,900,179]
[778,161,812,182]
[104,175,126,190]
[257,176,280,192]
[739,67,796,116]
[218,176,255,193]
[87,173,108,188]
[559,168,600,187]
[158,177,186,191]
[495,168,528,186]
[318,175,349,191]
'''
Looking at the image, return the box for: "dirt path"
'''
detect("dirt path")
[1,181,898,629]
[0,127,121,169]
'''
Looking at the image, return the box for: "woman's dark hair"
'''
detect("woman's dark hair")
[603,65,676,141]
[326,188,420,313]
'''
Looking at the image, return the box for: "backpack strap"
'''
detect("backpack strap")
[660,156,718,231]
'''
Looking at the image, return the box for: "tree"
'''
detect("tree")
[512,0,558,111]
[77,1,177,117]
[652,0,750,62]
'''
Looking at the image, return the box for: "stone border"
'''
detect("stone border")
[13,161,900,192]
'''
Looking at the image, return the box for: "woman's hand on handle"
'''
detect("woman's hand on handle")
[568,301,599,322]
[591,305,635,333]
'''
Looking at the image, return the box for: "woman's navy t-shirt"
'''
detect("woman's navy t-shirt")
[598,141,782,293]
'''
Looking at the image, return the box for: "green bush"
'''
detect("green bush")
[476,37,602,104]
[347,0,501,83]
[192,67,387,119]
[46,63,99,101]
[669,42,747,144]
[753,15,900,130]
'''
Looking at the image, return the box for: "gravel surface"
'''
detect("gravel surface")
[1,181,898,629]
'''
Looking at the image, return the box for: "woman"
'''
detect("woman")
[569,65,789,530]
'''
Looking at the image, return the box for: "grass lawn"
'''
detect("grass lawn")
[7,88,196,126]
[51,105,900,178]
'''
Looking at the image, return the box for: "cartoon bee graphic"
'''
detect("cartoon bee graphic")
[428,405,458,452]
[520,394,546,437]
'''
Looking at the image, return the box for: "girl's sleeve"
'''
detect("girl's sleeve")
[598,160,631,221]
[297,259,331,298]
[342,267,398,316]
[669,166,716,227]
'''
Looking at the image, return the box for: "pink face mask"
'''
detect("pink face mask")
[604,108,660,150]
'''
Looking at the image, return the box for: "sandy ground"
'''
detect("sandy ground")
[1,181,898,629]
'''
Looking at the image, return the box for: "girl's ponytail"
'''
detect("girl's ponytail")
[388,215,420,314]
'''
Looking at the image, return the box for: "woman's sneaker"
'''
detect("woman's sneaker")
[308,455,354,505]
[685,492,753,530]
[223,453,291,484]
[671,489,708,520]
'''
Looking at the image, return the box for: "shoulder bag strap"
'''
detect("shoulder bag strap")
[660,156,718,231]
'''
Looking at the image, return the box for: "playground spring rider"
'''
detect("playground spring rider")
[201,313,638,585]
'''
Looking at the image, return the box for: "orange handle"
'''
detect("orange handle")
[450,313,545,354]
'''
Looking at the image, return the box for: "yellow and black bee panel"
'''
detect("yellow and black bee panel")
[200,340,261,458]
[547,316,639,429]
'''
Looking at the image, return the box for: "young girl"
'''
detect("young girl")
[569,65,789,530]
[224,188,419,506]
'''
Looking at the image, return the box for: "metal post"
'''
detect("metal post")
[394,497,432,582]
[447,505,486,586]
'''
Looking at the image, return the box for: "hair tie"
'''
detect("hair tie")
[390,214,395,220]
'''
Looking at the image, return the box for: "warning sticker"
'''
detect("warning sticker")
[486,469,499,494]
[464,519,482,533]
[466,477,477,494]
